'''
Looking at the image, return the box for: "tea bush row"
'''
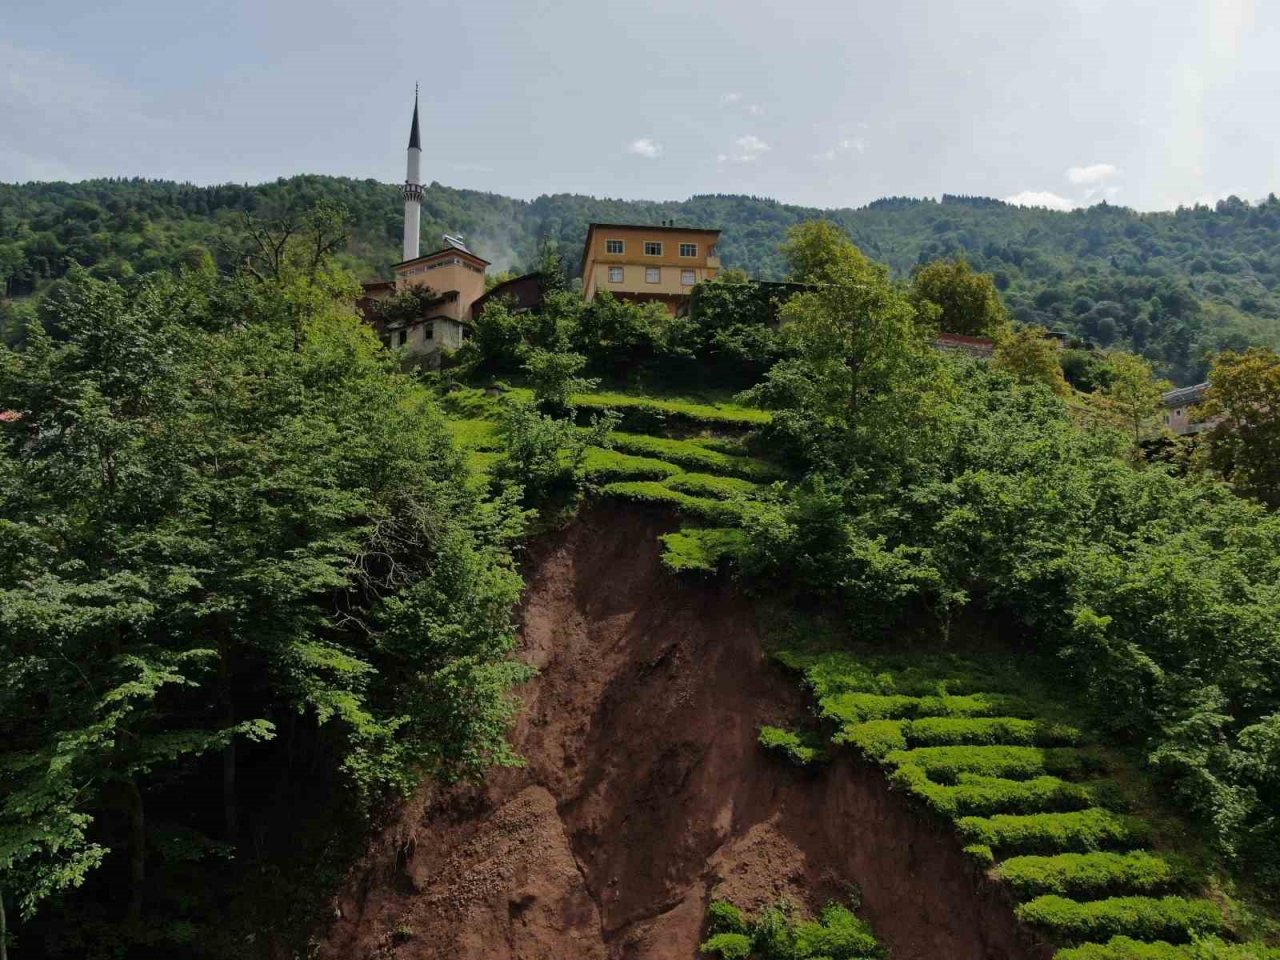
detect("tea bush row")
[994,851,1191,899]
[883,745,1098,784]
[957,809,1150,854]
[1015,895,1222,944]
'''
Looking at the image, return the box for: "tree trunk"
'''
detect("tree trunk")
[124,778,145,924]
[1,885,9,960]
[219,639,238,841]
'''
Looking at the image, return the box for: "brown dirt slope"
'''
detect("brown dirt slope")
[318,504,1050,960]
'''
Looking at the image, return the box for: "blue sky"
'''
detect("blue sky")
[2,0,1276,211]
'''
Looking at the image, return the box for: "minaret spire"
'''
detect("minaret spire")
[402,85,423,261]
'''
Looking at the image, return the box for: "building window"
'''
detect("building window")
[644,241,663,256]
[608,266,624,283]
[645,267,661,283]
[605,239,624,254]
[679,243,697,257]
[397,330,407,347]
[708,243,718,257]
[424,324,434,340]
[681,269,696,286]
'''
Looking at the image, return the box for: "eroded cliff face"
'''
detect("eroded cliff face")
[318,505,1049,960]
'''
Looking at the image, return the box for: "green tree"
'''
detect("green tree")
[910,258,1010,338]
[992,327,1070,396]
[1202,346,1280,506]
[1104,351,1172,450]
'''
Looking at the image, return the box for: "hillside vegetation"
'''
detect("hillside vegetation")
[6,205,1280,959]
[5,176,1280,381]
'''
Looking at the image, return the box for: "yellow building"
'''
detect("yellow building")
[580,222,721,313]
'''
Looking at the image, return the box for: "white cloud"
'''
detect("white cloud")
[1004,190,1077,211]
[627,137,663,159]
[721,134,770,164]
[1066,162,1120,185]
[721,92,741,104]
[815,137,867,161]
[747,103,764,116]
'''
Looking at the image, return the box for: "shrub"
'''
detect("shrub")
[1054,937,1280,959]
[759,725,824,765]
[836,719,908,759]
[793,903,882,958]
[957,809,1150,854]
[706,900,749,936]
[699,932,752,958]
[1015,895,1222,944]
[965,843,996,866]
[906,717,1080,747]
[995,851,1190,899]
[583,447,684,480]
[884,746,1094,784]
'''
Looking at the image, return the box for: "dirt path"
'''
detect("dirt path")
[318,505,1049,960]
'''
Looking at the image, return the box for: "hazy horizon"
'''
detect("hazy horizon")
[4,0,1276,213]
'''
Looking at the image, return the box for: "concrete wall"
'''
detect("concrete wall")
[582,226,721,301]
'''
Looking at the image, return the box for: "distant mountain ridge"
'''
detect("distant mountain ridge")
[3,174,1279,382]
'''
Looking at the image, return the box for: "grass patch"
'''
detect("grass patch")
[446,418,502,451]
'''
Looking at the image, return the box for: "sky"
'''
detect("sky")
[2,0,1277,212]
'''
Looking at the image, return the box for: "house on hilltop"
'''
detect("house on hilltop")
[1162,382,1216,435]
[580,222,722,315]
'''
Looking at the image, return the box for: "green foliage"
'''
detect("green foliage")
[994,851,1192,899]
[835,720,908,759]
[659,527,751,573]
[1201,347,1280,506]
[574,390,771,426]
[607,432,783,480]
[1015,895,1223,944]
[1054,936,1280,959]
[706,900,749,936]
[582,447,684,481]
[599,481,739,523]
[910,258,1010,338]
[884,746,1095,784]
[905,717,1080,747]
[890,768,1098,817]
[0,257,531,946]
[701,899,883,960]
[759,725,824,765]
[700,933,753,958]
[956,810,1151,854]
[665,472,767,500]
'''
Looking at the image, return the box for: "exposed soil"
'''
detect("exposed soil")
[318,504,1051,960]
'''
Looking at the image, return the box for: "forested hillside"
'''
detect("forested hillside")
[3,176,1280,383]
